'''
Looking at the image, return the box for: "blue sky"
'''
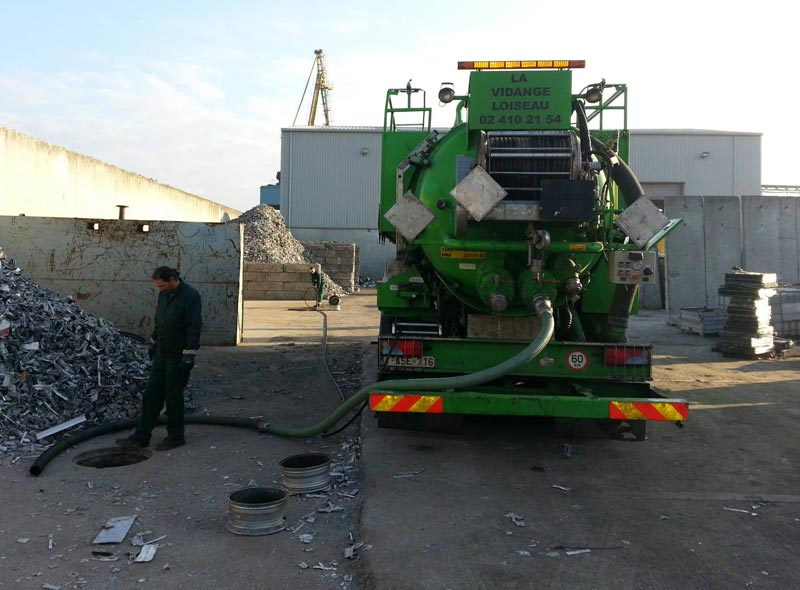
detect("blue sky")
[1,1,795,212]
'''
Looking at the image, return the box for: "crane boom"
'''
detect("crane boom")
[293,49,333,126]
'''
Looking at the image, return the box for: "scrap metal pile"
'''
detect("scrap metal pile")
[0,254,149,456]
[237,205,346,296]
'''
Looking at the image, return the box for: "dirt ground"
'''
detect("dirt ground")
[1,296,799,590]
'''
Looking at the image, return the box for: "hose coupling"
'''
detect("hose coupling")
[565,277,583,300]
[532,293,553,316]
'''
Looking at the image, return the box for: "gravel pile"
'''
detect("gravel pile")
[0,254,149,456]
[237,205,347,296]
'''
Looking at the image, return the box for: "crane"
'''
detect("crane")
[293,49,333,126]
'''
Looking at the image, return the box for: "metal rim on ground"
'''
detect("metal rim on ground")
[225,487,288,536]
[279,453,332,493]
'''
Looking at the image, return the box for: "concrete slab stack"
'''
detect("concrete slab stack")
[716,270,778,356]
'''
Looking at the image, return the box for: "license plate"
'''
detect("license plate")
[384,356,435,368]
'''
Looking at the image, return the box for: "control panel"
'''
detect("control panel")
[608,251,658,285]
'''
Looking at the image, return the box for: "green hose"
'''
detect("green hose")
[30,298,554,474]
[262,296,554,438]
[30,415,263,476]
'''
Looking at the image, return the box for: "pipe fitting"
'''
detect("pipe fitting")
[532,294,553,316]
[489,292,508,312]
[565,277,583,299]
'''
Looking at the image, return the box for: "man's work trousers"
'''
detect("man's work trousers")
[133,352,190,443]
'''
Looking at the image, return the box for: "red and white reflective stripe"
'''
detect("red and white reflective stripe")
[370,394,443,413]
[609,401,688,421]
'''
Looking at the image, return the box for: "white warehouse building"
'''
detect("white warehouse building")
[280,126,762,281]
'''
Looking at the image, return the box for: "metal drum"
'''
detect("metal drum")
[225,487,288,536]
[279,453,332,493]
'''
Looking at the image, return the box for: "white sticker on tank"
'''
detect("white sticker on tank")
[566,351,590,371]
[409,276,424,283]
[459,263,477,270]
[390,285,399,291]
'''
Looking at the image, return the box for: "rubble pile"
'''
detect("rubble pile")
[237,205,347,296]
[0,256,149,454]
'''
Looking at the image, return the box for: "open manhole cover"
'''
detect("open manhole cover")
[73,447,152,469]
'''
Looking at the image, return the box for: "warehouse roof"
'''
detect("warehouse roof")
[631,129,761,137]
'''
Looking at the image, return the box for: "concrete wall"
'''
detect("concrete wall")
[243,262,319,301]
[302,242,359,292]
[0,126,241,222]
[0,216,243,345]
[292,227,393,281]
[664,195,800,322]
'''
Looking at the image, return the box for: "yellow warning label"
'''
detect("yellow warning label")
[441,248,486,259]
[568,244,588,252]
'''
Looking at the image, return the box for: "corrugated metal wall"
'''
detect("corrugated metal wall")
[630,131,761,196]
[281,128,382,229]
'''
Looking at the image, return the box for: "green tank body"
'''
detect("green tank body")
[373,61,686,438]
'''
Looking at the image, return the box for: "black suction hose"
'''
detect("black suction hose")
[572,100,592,160]
[589,136,645,342]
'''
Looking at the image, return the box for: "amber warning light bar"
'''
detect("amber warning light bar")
[458,60,585,70]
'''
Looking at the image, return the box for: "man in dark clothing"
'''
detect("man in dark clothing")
[117,266,202,451]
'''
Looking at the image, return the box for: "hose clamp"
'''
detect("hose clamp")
[532,293,553,315]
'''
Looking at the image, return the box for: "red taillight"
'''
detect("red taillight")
[381,339,423,357]
[605,346,650,366]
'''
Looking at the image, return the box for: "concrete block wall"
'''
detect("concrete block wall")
[244,262,319,301]
[302,242,359,292]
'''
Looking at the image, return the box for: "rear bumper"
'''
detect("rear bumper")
[369,390,688,421]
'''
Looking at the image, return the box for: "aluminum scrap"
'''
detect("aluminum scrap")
[0,256,150,454]
[235,205,347,296]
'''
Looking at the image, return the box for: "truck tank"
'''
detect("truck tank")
[373,61,687,439]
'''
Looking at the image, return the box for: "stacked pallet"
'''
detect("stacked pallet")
[716,270,778,357]
[676,307,728,336]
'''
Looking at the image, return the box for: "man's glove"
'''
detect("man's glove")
[180,351,196,371]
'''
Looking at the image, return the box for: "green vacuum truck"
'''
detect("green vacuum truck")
[371,59,687,439]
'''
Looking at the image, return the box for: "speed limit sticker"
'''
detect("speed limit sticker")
[566,351,590,371]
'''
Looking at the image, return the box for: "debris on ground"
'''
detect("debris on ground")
[505,513,526,527]
[134,543,159,563]
[235,205,347,297]
[0,256,149,455]
[92,516,137,544]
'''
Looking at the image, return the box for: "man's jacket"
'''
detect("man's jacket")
[151,280,202,354]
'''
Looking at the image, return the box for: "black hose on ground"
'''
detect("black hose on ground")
[29,415,263,477]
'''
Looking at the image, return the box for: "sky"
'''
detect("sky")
[1,1,796,213]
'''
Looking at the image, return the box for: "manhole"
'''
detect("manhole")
[73,447,152,469]
[279,453,332,493]
[226,487,288,536]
